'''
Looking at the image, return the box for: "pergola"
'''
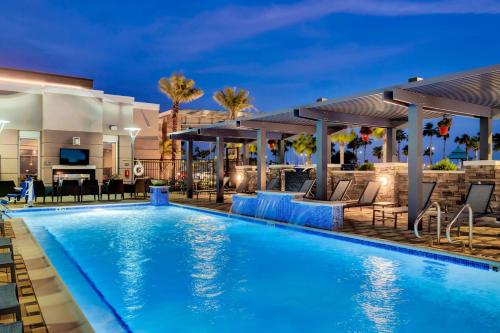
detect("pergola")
[170,64,500,229]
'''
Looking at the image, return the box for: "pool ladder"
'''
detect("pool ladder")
[414,202,442,245]
[0,199,12,219]
[445,204,474,251]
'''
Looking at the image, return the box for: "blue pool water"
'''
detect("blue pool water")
[18,205,500,333]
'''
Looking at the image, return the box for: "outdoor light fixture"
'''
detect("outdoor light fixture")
[379,176,389,187]
[0,120,10,134]
[236,174,242,182]
[125,127,141,182]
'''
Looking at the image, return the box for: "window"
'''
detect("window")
[19,131,40,180]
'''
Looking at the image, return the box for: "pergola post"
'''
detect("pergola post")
[384,128,397,163]
[278,140,286,164]
[315,119,328,200]
[480,117,493,160]
[326,134,332,164]
[216,136,225,203]
[186,139,193,198]
[241,143,248,165]
[257,128,267,190]
[407,104,423,229]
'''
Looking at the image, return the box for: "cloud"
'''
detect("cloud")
[194,44,410,77]
[163,0,500,55]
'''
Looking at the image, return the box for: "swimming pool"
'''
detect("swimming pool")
[17,204,500,333]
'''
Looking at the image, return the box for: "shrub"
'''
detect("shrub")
[357,162,375,171]
[430,159,458,171]
[151,179,167,186]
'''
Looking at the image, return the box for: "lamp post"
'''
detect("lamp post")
[125,127,141,182]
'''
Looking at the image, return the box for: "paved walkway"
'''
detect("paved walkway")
[170,193,500,263]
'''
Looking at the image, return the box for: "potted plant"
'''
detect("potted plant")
[359,127,373,142]
[437,116,452,136]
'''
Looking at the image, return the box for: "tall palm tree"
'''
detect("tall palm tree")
[402,144,409,159]
[159,73,204,160]
[437,132,450,159]
[454,134,471,160]
[423,147,432,165]
[422,122,438,165]
[359,137,373,163]
[331,129,356,164]
[396,129,408,162]
[469,135,480,160]
[372,146,383,161]
[213,87,254,120]
[348,137,363,163]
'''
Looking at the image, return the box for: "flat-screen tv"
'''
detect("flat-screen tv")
[60,148,90,165]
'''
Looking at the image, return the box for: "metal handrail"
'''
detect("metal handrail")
[0,200,11,219]
[446,204,474,250]
[414,201,441,243]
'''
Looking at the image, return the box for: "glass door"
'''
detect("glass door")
[19,131,40,181]
[103,135,118,181]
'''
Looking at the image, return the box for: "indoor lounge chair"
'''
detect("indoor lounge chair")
[0,181,15,199]
[329,179,352,201]
[0,253,16,283]
[125,178,147,199]
[33,180,52,203]
[372,182,437,228]
[6,182,27,203]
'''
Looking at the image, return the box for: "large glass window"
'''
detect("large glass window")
[19,131,40,180]
[103,135,118,180]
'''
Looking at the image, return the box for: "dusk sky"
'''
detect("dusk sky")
[1,0,500,160]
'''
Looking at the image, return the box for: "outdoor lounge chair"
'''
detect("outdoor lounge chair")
[0,322,23,333]
[329,179,352,201]
[0,253,15,283]
[58,180,80,202]
[298,179,316,198]
[0,283,21,322]
[199,177,230,200]
[373,182,437,228]
[0,238,13,257]
[266,177,279,191]
[80,179,100,201]
[0,181,15,199]
[329,181,382,209]
[101,179,125,200]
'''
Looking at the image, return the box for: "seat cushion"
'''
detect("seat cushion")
[0,321,22,333]
[0,283,18,310]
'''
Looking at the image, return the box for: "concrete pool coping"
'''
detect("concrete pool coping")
[9,201,500,332]
[11,217,94,333]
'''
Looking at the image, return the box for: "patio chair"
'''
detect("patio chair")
[58,180,80,202]
[329,181,382,210]
[101,179,125,200]
[0,238,13,257]
[373,182,436,229]
[298,179,316,198]
[201,177,230,200]
[0,253,15,283]
[6,182,27,203]
[329,179,352,201]
[0,181,15,198]
[80,179,100,201]
[0,322,23,333]
[0,283,21,322]
[33,180,52,203]
[266,177,279,191]
[125,178,147,199]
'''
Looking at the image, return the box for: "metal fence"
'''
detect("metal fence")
[136,159,243,191]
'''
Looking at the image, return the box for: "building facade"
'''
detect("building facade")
[0,67,160,184]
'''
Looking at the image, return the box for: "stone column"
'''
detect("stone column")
[215,136,224,203]
[186,139,193,198]
[480,117,492,160]
[315,119,328,200]
[257,128,267,190]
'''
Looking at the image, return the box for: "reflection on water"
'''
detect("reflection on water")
[114,214,152,319]
[359,256,401,333]
[184,215,229,312]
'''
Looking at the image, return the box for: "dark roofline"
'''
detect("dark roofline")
[0,67,94,89]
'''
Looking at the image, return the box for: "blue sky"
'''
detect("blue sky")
[1,0,500,161]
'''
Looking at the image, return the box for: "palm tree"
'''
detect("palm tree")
[469,135,480,160]
[372,146,383,161]
[359,136,373,163]
[422,122,438,165]
[292,134,316,165]
[454,134,471,160]
[423,147,432,165]
[213,87,254,120]
[396,129,408,162]
[159,73,204,160]
[348,137,363,163]
[437,132,450,159]
[331,129,356,164]
[372,128,386,160]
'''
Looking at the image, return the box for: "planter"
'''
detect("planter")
[361,134,370,142]
[438,126,449,136]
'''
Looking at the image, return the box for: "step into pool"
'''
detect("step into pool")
[16,204,500,333]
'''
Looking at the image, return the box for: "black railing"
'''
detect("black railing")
[136,159,243,191]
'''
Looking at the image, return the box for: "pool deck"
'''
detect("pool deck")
[169,192,500,263]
